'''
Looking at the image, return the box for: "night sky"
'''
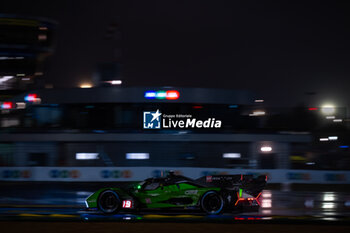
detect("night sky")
[2,0,350,107]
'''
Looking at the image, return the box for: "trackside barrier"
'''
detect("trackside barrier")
[0,167,349,184]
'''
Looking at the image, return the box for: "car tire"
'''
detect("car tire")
[98,190,121,215]
[200,191,224,215]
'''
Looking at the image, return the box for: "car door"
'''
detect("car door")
[135,181,173,208]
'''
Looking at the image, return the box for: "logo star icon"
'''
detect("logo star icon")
[151,109,161,122]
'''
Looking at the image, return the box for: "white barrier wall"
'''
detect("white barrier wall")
[0,167,349,184]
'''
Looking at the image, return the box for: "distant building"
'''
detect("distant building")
[0,87,311,169]
[0,14,57,92]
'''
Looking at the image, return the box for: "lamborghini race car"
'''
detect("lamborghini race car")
[85,172,267,215]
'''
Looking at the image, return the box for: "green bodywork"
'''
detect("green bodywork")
[86,182,221,209]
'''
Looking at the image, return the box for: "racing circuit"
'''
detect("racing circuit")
[0,185,349,222]
[0,183,350,232]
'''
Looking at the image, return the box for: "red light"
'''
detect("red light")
[25,94,38,102]
[193,105,203,109]
[1,102,13,109]
[166,90,179,100]
[255,192,262,205]
[235,191,245,206]
[122,200,132,208]
[308,107,318,111]
[235,191,262,206]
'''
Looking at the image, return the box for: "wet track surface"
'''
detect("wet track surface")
[0,189,349,223]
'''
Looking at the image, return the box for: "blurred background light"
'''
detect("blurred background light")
[1,102,13,109]
[333,119,342,122]
[126,153,149,160]
[321,104,335,115]
[0,76,14,84]
[166,90,180,100]
[80,83,92,88]
[222,153,241,158]
[144,91,156,99]
[16,102,26,109]
[24,94,38,102]
[249,111,266,116]
[144,90,179,100]
[156,91,167,99]
[106,80,122,85]
[260,146,272,152]
[76,153,99,160]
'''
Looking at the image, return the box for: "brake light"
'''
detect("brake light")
[234,191,262,206]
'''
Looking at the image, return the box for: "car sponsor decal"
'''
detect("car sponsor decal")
[145,198,152,204]
[185,190,198,195]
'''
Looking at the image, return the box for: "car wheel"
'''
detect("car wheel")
[98,190,121,214]
[200,191,224,215]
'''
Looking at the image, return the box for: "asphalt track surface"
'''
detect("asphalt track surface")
[0,188,350,232]
[1,222,350,233]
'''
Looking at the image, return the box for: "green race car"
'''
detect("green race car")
[85,172,266,215]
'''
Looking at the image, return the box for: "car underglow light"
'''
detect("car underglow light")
[110,80,122,85]
[126,153,150,160]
